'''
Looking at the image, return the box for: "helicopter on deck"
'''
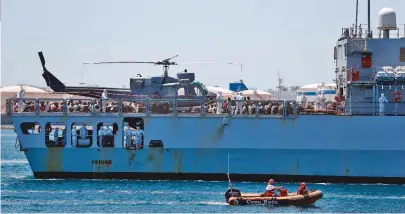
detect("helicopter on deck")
[39,52,220,100]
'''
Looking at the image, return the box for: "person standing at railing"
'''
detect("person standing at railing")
[379,93,388,116]
[16,86,25,112]
[101,89,108,112]
[53,127,59,146]
[98,126,106,146]
[71,125,77,147]
[132,125,144,149]
[124,127,133,148]
[216,92,223,114]
[314,91,320,111]
[234,92,243,114]
[300,93,307,109]
[319,91,326,111]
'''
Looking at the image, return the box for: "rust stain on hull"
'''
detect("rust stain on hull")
[127,150,136,166]
[147,147,163,172]
[100,148,113,171]
[46,148,63,171]
[214,125,225,140]
[171,150,183,173]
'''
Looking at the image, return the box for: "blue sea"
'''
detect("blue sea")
[1,129,405,213]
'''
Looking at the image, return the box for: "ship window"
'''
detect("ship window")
[344,43,348,57]
[20,122,41,135]
[71,122,93,148]
[123,117,144,150]
[96,122,118,148]
[45,122,67,148]
[400,48,405,62]
[334,46,337,60]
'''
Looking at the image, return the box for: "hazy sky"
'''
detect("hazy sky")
[1,0,404,90]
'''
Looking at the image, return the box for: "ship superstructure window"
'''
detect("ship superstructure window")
[20,122,41,135]
[71,122,93,148]
[45,122,67,148]
[96,122,118,147]
[400,48,405,62]
[123,117,144,150]
[334,46,337,60]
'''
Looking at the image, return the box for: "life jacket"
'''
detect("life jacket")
[297,186,308,194]
[263,190,274,197]
[279,188,288,196]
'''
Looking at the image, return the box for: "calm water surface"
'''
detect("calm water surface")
[1,129,404,213]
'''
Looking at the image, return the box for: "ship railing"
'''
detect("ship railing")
[347,101,405,116]
[6,97,301,118]
[348,24,405,39]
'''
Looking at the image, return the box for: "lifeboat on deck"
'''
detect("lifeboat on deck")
[224,187,323,206]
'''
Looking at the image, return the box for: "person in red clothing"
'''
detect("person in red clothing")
[296,182,309,194]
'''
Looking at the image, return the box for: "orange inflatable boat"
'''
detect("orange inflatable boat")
[225,187,323,206]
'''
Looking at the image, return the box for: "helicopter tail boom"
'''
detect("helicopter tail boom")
[39,52,66,92]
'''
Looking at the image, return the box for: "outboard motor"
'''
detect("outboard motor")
[225,188,241,203]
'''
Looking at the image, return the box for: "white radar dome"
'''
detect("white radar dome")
[377,7,397,30]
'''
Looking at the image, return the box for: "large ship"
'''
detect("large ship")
[6,2,405,184]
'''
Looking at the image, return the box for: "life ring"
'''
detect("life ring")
[392,91,402,103]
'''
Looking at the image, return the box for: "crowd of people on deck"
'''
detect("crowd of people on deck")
[10,86,393,116]
[10,88,294,116]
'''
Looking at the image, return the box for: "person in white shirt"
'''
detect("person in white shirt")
[234,92,243,114]
[16,86,25,112]
[263,179,282,196]
[216,92,223,114]
[379,93,388,116]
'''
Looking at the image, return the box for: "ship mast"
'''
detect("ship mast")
[276,71,283,100]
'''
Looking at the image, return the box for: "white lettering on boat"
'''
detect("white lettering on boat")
[246,200,278,205]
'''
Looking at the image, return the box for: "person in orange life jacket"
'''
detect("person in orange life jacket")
[296,182,309,194]
[263,179,282,196]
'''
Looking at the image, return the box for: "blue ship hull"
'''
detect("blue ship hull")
[12,115,405,184]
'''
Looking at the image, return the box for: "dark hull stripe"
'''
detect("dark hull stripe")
[33,172,405,184]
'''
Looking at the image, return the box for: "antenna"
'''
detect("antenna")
[277,71,284,100]
[355,0,359,37]
[240,64,244,81]
[367,0,371,38]
[79,70,85,86]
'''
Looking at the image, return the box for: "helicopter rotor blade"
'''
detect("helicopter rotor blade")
[83,61,157,65]
[178,62,243,65]
[163,55,179,62]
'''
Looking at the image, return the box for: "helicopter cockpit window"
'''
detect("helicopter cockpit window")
[177,88,185,96]
[194,86,203,96]
[144,79,151,85]
[199,83,209,95]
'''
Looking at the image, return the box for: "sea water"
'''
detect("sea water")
[1,129,404,213]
